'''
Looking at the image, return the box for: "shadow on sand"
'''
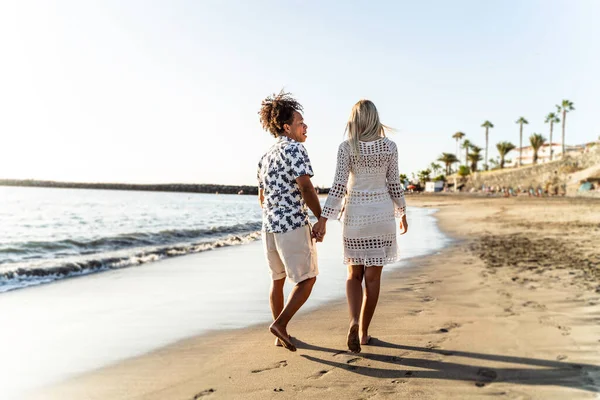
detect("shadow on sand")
[294,338,599,392]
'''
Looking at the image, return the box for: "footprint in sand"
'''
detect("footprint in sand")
[308,369,330,379]
[420,295,436,303]
[538,316,571,336]
[394,287,415,293]
[558,325,571,336]
[475,368,498,387]
[425,335,449,350]
[362,386,378,395]
[251,360,288,374]
[478,368,498,380]
[193,388,215,398]
[438,322,461,333]
[522,301,547,311]
[497,306,518,317]
[333,352,362,363]
[332,353,362,370]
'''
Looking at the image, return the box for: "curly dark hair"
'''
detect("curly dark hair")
[258,90,303,137]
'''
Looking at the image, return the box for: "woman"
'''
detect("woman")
[312,100,408,353]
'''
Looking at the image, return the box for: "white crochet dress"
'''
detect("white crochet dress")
[322,137,406,266]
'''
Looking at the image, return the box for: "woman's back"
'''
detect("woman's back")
[322,135,406,267]
[312,99,409,354]
[345,137,396,192]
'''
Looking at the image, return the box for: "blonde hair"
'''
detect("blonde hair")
[345,99,391,155]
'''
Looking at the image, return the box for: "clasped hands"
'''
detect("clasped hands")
[312,218,326,242]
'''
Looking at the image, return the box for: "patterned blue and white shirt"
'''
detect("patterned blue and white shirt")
[257,136,314,233]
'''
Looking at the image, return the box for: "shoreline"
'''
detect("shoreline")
[0,179,262,196]
[3,205,445,399]
[29,195,600,400]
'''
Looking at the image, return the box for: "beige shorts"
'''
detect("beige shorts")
[262,224,319,283]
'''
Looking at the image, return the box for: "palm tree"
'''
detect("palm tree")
[544,112,560,161]
[496,141,516,169]
[417,169,431,184]
[515,117,528,167]
[461,139,472,166]
[468,150,483,173]
[556,100,575,156]
[489,158,499,169]
[437,153,459,176]
[481,121,494,170]
[452,132,466,160]
[457,165,470,178]
[529,133,547,164]
[429,162,442,176]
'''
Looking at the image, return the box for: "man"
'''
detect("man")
[257,90,323,352]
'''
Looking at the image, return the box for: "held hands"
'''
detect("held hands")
[312,218,327,242]
[399,214,408,235]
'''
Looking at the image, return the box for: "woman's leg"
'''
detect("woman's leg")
[360,266,383,344]
[346,265,364,352]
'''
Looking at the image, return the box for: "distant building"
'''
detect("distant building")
[583,141,599,153]
[507,143,585,167]
[425,181,444,192]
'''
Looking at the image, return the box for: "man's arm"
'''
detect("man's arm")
[296,175,321,219]
[258,188,264,208]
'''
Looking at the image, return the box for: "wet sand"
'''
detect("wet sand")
[30,195,600,399]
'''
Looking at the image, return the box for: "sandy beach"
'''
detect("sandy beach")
[30,195,600,400]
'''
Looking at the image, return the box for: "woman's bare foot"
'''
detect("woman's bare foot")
[347,324,361,353]
[360,335,371,345]
[269,323,296,352]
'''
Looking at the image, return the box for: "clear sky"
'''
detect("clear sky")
[1,0,599,186]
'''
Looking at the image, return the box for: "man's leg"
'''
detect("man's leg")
[346,265,364,353]
[263,229,288,346]
[270,278,285,319]
[270,276,316,351]
[270,278,286,346]
[360,266,383,345]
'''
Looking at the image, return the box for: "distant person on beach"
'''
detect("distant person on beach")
[312,100,408,353]
[256,90,322,352]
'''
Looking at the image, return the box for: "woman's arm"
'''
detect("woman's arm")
[386,141,408,234]
[313,143,351,241]
[321,143,351,220]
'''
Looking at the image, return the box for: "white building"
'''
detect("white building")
[507,143,584,167]
[425,181,444,192]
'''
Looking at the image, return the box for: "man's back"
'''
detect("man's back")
[257,136,313,234]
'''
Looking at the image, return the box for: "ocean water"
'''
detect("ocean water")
[0,186,262,292]
[0,186,450,398]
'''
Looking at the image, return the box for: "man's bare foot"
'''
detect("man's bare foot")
[269,323,296,352]
[347,324,361,353]
[274,335,292,347]
[360,335,372,345]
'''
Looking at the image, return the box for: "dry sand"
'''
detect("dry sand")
[31,195,600,399]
